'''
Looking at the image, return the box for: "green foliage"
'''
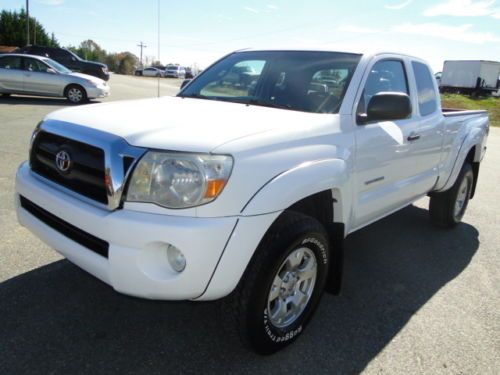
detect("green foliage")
[1,9,144,75]
[105,51,138,74]
[0,9,59,47]
[117,53,137,75]
[67,40,138,74]
[441,94,500,127]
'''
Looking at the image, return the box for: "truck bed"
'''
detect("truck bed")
[442,108,488,117]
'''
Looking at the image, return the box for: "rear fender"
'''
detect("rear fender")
[437,126,486,192]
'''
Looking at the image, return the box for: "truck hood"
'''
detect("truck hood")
[44,96,332,153]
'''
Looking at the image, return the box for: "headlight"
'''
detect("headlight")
[126,152,233,208]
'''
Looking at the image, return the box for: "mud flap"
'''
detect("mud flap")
[325,222,344,295]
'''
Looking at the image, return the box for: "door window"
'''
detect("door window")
[0,56,22,70]
[412,61,438,116]
[24,58,51,73]
[358,60,409,114]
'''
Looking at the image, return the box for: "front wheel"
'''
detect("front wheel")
[225,211,330,354]
[429,162,474,228]
[65,85,87,104]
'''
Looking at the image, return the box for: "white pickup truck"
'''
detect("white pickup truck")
[16,50,489,354]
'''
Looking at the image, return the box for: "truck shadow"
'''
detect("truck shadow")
[0,204,478,374]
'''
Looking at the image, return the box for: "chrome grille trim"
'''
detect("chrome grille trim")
[32,120,146,211]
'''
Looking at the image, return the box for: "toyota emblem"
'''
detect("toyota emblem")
[55,150,72,173]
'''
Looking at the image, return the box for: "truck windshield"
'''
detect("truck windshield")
[179,50,361,114]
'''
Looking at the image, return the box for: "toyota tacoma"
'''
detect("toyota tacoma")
[15,50,489,354]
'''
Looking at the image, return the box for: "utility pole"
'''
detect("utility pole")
[137,42,147,67]
[157,0,160,98]
[26,0,30,46]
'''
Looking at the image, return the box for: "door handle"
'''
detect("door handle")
[407,133,421,142]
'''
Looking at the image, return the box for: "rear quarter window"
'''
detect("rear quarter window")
[412,61,438,116]
[0,56,22,69]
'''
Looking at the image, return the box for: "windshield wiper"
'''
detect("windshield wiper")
[178,93,208,99]
[246,99,292,110]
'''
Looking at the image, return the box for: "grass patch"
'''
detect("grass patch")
[441,94,500,127]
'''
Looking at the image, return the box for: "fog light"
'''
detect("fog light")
[167,245,186,272]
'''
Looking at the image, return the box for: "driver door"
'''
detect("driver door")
[23,58,61,95]
[352,57,422,229]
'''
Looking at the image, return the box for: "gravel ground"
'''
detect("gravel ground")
[0,74,498,374]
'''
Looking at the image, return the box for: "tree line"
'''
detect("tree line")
[0,9,138,75]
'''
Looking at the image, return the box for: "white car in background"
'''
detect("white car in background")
[165,65,186,78]
[141,67,164,77]
[0,54,109,104]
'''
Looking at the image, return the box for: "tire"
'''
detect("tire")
[429,162,474,228]
[225,211,330,354]
[65,85,87,104]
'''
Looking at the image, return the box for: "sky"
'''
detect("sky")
[1,0,500,71]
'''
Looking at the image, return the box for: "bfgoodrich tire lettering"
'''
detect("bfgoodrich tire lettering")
[225,211,330,354]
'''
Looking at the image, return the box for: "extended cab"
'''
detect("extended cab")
[15,50,489,354]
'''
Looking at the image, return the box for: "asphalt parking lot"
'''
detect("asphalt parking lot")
[0,74,498,374]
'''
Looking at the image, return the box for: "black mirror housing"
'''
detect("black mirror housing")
[180,79,192,90]
[363,92,412,123]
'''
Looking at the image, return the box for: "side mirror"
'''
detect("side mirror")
[180,79,192,89]
[358,92,412,124]
[46,68,57,74]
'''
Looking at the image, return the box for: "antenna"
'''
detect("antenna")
[137,42,147,67]
[157,0,161,98]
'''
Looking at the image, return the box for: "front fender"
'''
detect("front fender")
[198,158,352,300]
[241,158,351,224]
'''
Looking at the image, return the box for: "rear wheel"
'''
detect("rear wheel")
[225,211,330,354]
[429,162,474,228]
[65,85,87,104]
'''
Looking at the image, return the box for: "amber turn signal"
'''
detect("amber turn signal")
[205,179,226,199]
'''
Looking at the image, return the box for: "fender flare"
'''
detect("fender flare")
[241,158,350,224]
[438,127,484,192]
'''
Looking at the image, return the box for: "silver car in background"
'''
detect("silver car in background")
[0,54,110,104]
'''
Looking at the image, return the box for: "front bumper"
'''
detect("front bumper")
[15,162,238,300]
[86,83,110,99]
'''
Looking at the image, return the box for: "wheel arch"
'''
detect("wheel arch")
[437,125,485,195]
[64,83,87,97]
[241,158,351,227]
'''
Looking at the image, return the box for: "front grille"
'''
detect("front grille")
[30,131,107,204]
[20,196,109,258]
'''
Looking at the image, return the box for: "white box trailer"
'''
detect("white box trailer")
[440,60,500,95]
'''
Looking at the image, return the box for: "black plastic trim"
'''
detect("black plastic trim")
[20,196,109,258]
